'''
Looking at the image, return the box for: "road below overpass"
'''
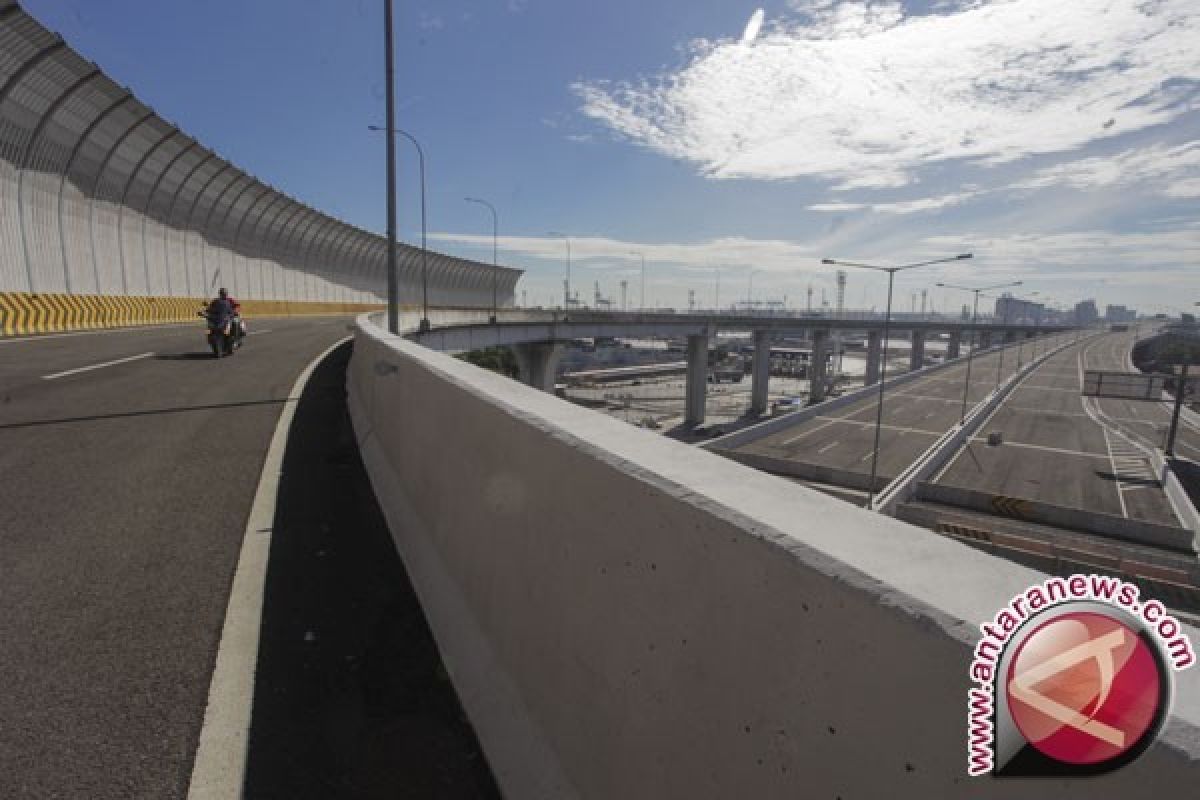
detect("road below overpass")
[928,328,1184,526]
[730,332,1074,491]
[0,318,494,798]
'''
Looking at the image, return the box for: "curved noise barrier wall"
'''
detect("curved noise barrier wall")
[0,1,520,334]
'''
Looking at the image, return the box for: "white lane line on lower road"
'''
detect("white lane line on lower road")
[41,351,155,380]
[817,440,840,454]
[248,329,272,335]
[780,419,836,445]
[186,335,351,800]
[966,437,1109,459]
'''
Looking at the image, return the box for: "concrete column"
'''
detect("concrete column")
[511,341,564,392]
[684,333,708,426]
[750,329,771,415]
[909,329,925,372]
[864,330,882,386]
[947,330,962,360]
[808,329,830,404]
[979,331,992,350]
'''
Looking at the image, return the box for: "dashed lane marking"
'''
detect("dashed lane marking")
[41,351,155,380]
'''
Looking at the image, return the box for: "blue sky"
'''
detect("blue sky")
[24,0,1200,315]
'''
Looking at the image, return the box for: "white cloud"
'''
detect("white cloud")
[742,9,766,44]
[1012,142,1200,197]
[809,190,980,213]
[428,232,818,273]
[574,1,1200,188]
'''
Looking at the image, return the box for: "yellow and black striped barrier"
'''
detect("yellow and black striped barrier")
[0,292,384,337]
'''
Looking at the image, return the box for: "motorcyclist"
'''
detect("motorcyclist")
[205,287,246,343]
[204,288,235,330]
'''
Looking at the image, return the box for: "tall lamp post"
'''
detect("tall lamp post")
[465,197,499,323]
[548,231,571,309]
[369,123,429,332]
[937,280,1022,423]
[629,251,646,310]
[823,253,973,510]
[382,0,397,333]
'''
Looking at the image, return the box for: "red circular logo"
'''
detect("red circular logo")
[1005,611,1163,765]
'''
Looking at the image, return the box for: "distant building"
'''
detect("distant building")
[995,293,1045,325]
[1105,304,1137,323]
[1075,299,1099,325]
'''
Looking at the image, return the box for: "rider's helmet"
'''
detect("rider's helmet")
[218,287,228,298]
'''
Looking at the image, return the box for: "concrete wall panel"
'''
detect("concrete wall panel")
[348,314,1200,799]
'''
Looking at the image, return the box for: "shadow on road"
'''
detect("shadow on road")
[154,352,219,361]
[243,341,499,800]
[0,398,289,431]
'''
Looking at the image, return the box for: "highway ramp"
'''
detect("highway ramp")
[728,335,1064,491]
[0,319,492,798]
[926,329,1183,530]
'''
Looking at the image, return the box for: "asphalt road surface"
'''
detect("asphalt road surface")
[0,318,495,798]
[932,328,1181,526]
[732,333,1073,489]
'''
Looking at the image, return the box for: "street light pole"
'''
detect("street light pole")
[383,0,398,334]
[824,253,973,510]
[549,232,571,308]
[938,280,1022,423]
[370,124,429,332]
[629,251,646,310]
[465,197,499,322]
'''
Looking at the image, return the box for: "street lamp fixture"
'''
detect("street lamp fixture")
[465,197,499,323]
[936,279,1022,423]
[823,253,972,510]
[369,123,429,332]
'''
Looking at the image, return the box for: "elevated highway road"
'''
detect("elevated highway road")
[725,333,1074,492]
[0,318,352,797]
[928,328,1185,527]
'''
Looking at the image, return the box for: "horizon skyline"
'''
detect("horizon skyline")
[20,0,1199,316]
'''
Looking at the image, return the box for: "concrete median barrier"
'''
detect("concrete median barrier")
[347,314,1200,798]
[916,482,1198,554]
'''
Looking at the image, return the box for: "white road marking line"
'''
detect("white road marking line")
[780,419,836,445]
[817,440,840,454]
[858,450,875,463]
[248,329,272,335]
[1100,427,1130,518]
[1013,384,1080,392]
[814,415,942,436]
[967,438,1109,459]
[41,351,155,380]
[186,335,352,800]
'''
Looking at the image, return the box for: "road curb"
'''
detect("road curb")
[185,335,351,800]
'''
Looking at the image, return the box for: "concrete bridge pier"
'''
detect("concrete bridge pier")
[864,330,882,386]
[909,330,925,372]
[750,330,772,415]
[947,331,961,360]
[685,334,709,426]
[808,329,830,404]
[511,341,565,392]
